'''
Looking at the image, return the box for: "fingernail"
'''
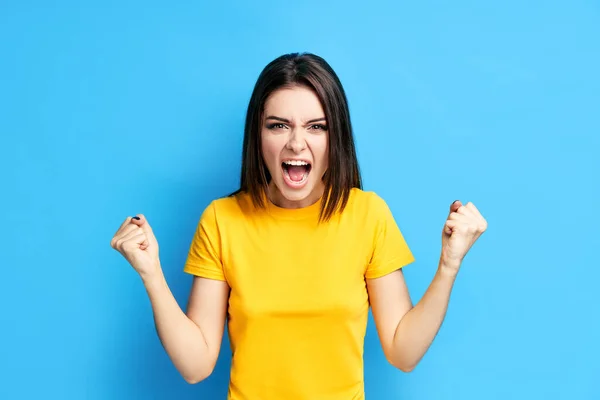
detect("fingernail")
[132,216,140,220]
[452,200,459,205]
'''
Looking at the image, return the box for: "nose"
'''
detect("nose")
[285,129,306,153]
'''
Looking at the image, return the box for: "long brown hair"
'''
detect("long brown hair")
[232,52,362,221]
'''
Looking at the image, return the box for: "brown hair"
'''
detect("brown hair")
[232,52,362,221]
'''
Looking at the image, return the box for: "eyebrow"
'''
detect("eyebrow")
[265,115,326,124]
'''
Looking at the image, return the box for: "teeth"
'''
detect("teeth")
[283,160,309,166]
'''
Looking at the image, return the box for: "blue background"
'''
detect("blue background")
[1,1,598,399]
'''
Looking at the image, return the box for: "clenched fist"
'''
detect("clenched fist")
[442,200,487,272]
[110,214,160,277]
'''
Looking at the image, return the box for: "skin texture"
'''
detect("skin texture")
[367,200,487,371]
[261,85,329,209]
[110,87,487,382]
[110,214,229,383]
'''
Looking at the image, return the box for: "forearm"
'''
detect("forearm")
[140,265,213,383]
[390,256,458,371]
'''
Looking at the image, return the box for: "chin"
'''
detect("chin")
[278,184,315,201]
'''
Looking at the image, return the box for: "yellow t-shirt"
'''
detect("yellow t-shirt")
[183,188,415,400]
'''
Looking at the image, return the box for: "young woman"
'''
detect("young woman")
[110,52,487,399]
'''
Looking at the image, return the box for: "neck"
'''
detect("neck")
[267,181,325,209]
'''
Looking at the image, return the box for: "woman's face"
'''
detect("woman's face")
[261,85,329,209]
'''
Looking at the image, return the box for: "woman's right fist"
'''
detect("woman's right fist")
[110,214,160,277]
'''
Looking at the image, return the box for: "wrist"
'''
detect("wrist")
[438,257,461,278]
[140,261,164,286]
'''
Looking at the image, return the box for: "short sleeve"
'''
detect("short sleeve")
[183,201,226,281]
[365,193,415,279]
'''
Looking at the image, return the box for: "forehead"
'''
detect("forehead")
[263,86,325,119]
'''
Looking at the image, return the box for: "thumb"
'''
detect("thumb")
[449,200,462,217]
[130,214,156,241]
[444,201,462,237]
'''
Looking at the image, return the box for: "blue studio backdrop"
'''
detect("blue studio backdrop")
[1,1,598,399]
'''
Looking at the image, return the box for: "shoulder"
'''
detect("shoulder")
[201,191,255,223]
[346,188,391,216]
[335,188,397,232]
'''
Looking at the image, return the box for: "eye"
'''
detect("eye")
[309,124,328,131]
[267,123,287,130]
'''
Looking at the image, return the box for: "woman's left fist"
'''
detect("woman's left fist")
[442,200,487,271]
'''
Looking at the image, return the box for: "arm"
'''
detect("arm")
[142,267,229,383]
[367,258,456,372]
[367,200,487,372]
[111,212,229,384]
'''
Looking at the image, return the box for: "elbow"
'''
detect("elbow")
[390,359,417,373]
[184,372,210,385]
[183,364,216,384]
[184,375,205,385]
[397,363,416,373]
[386,354,417,373]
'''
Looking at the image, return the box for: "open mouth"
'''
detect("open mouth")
[282,160,312,185]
